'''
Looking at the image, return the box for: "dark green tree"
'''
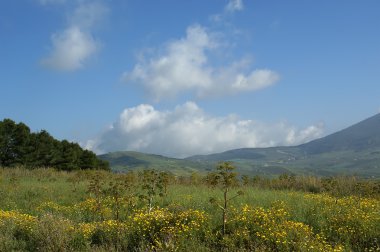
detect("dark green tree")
[25,130,60,167]
[0,118,109,171]
[0,119,30,166]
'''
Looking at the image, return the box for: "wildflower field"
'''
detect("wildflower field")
[0,167,379,251]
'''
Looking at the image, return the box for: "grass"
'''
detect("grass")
[0,167,379,251]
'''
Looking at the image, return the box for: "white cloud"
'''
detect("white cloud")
[211,0,244,22]
[225,0,244,12]
[41,26,99,71]
[87,102,324,158]
[123,25,279,100]
[41,2,107,71]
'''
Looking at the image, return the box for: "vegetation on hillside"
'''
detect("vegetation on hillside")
[99,147,380,178]
[0,119,109,171]
[1,116,380,250]
[185,113,380,177]
[0,166,379,251]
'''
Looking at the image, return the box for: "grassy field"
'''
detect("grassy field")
[0,167,379,251]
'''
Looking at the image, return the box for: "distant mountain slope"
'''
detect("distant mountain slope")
[187,113,380,177]
[299,113,380,154]
[187,147,301,162]
[98,151,210,175]
[188,113,380,160]
[99,113,380,177]
[188,148,267,162]
[99,150,297,176]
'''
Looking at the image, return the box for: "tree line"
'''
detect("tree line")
[0,118,109,171]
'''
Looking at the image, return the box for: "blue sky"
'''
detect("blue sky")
[1,0,379,157]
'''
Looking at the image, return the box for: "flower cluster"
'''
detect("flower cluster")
[77,219,128,240]
[303,194,380,250]
[0,210,37,233]
[2,185,379,251]
[37,196,131,221]
[37,201,73,215]
[229,203,344,251]
[130,207,207,250]
[35,204,207,249]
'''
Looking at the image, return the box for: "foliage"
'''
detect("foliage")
[209,162,243,235]
[0,167,379,251]
[227,202,344,251]
[139,170,168,213]
[302,193,380,250]
[128,207,207,250]
[0,118,109,171]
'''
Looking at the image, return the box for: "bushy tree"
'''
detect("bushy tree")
[0,119,30,166]
[139,170,165,214]
[0,118,109,171]
[25,130,60,168]
[209,162,243,235]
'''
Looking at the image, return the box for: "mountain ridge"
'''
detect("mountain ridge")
[299,113,380,154]
[99,113,380,177]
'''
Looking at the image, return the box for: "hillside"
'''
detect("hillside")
[299,113,380,154]
[187,113,380,177]
[98,151,209,175]
[99,113,380,177]
[99,149,301,176]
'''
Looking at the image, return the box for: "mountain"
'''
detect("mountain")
[187,113,380,177]
[98,151,210,175]
[299,113,380,154]
[99,113,380,177]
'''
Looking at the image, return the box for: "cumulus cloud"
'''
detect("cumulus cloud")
[41,27,99,71]
[123,25,279,100]
[87,102,324,158]
[225,0,244,12]
[41,2,108,71]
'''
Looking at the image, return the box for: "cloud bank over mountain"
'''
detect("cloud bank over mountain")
[86,102,324,158]
[84,0,321,157]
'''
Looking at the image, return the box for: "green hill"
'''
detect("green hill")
[98,151,209,175]
[187,113,380,177]
[299,113,380,154]
[99,113,380,177]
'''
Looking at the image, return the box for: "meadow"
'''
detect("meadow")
[0,167,379,251]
